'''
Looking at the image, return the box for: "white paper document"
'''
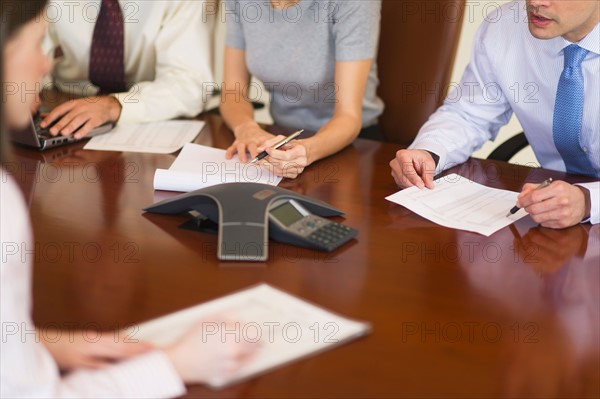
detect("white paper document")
[385,173,528,236]
[153,143,282,192]
[130,284,371,389]
[84,120,204,154]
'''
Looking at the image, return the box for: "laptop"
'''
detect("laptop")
[10,113,113,150]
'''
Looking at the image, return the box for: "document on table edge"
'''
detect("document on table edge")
[153,143,283,192]
[124,283,371,389]
[84,120,205,154]
[385,173,528,236]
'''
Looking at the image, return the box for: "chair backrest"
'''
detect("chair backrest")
[487,132,530,162]
[377,0,465,145]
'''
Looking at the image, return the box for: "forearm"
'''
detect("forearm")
[409,106,497,174]
[220,96,259,137]
[113,74,206,125]
[56,351,185,398]
[303,113,361,166]
[410,21,513,173]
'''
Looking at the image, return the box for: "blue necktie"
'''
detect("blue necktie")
[552,44,595,177]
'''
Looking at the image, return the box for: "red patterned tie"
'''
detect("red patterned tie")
[89,0,126,94]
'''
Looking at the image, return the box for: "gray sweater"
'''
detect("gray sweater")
[224,0,384,132]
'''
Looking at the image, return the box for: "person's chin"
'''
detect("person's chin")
[528,23,560,40]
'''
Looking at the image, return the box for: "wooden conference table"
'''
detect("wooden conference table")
[12,115,599,398]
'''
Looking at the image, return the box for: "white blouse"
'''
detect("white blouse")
[0,169,186,398]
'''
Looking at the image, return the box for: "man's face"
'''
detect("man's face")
[526,0,600,42]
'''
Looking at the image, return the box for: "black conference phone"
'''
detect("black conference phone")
[268,199,356,252]
[144,183,357,261]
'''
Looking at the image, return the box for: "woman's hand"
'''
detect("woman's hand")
[258,135,308,179]
[226,124,275,163]
[164,318,260,386]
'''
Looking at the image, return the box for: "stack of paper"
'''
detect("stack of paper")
[129,284,371,389]
[84,120,204,154]
[386,173,528,236]
[153,143,282,192]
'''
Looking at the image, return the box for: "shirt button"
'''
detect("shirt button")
[582,147,588,153]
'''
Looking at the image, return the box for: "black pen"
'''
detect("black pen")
[506,178,553,217]
[250,129,304,164]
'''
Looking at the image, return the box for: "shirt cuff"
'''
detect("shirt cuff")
[425,151,440,168]
[85,350,185,398]
[113,91,144,125]
[575,182,599,225]
[408,140,451,175]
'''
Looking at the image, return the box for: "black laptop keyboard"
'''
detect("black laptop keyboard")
[33,115,57,139]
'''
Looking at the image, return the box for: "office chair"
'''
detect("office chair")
[377,0,465,145]
[487,132,530,162]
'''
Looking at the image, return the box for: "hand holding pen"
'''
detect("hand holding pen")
[250,130,304,163]
[507,178,553,217]
[513,178,592,229]
[253,130,307,179]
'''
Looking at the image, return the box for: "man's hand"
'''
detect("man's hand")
[517,181,589,229]
[390,149,436,189]
[226,124,275,163]
[40,328,152,371]
[40,96,122,139]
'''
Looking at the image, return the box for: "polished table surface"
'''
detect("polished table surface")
[11,115,599,398]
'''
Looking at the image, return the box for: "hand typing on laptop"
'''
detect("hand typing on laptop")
[40,95,122,139]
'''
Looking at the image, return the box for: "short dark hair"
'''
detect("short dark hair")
[1,0,48,164]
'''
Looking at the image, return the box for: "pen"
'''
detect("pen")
[250,129,304,164]
[506,178,553,217]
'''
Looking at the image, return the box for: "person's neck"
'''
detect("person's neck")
[563,16,600,43]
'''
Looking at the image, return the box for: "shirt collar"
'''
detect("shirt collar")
[557,22,600,55]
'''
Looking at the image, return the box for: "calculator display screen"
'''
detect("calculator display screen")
[270,202,304,227]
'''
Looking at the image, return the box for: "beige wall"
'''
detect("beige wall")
[212,1,539,166]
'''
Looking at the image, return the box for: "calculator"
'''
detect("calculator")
[268,199,357,252]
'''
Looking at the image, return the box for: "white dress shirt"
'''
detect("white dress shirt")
[43,0,215,125]
[0,170,186,398]
[410,1,599,224]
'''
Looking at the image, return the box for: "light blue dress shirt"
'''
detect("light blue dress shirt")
[410,1,599,224]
